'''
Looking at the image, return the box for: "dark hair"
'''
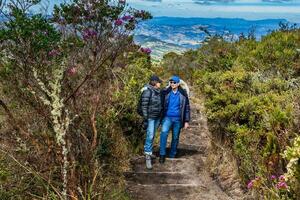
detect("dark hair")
[150,80,158,86]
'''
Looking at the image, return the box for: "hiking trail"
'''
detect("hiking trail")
[125,91,234,200]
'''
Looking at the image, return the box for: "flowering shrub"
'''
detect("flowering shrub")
[0,0,152,199]
[247,175,291,199]
[82,29,97,40]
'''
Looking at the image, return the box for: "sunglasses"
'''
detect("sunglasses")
[169,81,178,84]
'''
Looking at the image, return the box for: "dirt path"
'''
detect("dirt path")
[125,94,233,200]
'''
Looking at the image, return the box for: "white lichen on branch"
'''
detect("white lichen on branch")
[32,61,70,199]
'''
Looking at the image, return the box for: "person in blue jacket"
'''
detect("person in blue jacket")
[159,75,191,163]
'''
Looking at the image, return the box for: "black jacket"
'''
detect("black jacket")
[141,84,162,119]
[161,86,190,128]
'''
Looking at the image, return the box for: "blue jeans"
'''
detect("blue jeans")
[144,118,160,155]
[159,117,181,158]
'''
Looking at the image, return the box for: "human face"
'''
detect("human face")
[155,82,161,88]
[170,81,179,89]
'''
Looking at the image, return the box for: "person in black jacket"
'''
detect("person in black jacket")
[159,75,190,163]
[141,75,162,169]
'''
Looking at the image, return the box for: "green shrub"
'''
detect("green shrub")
[171,30,300,198]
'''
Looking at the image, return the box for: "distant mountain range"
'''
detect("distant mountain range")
[1,15,295,61]
[134,17,294,60]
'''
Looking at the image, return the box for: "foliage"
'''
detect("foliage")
[161,28,300,199]
[0,0,153,199]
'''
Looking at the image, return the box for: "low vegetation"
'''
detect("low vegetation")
[162,26,300,199]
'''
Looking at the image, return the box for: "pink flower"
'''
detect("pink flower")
[247,180,254,189]
[121,15,133,21]
[279,175,285,181]
[82,29,97,40]
[276,181,288,189]
[67,67,77,76]
[114,19,123,26]
[48,49,60,57]
[270,175,277,180]
[140,47,151,54]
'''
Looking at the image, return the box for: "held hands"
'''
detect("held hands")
[184,122,189,129]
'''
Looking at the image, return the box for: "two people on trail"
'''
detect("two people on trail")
[139,75,191,169]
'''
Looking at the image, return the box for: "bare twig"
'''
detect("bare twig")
[0,148,64,199]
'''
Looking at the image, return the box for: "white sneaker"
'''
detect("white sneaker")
[145,155,153,170]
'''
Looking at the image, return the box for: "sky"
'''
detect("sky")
[33,0,300,22]
[125,0,300,22]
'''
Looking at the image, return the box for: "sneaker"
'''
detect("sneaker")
[159,155,165,164]
[150,154,156,159]
[145,155,153,170]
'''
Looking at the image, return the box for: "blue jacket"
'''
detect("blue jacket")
[161,86,191,128]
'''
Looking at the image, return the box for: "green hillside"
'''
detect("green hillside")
[161,28,300,199]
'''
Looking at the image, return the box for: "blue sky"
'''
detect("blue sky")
[37,0,300,22]
[126,0,300,22]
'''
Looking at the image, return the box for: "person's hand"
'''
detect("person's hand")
[184,122,189,129]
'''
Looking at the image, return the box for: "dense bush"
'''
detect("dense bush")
[161,29,300,199]
[0,0,153,199]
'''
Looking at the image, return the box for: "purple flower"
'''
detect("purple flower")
[140,47,151,54]
[121,15,133,21]
[247,180,254,189]
[114,19,123,26]
[67,67,77,76]
[119,0,126,4]
[279,175,285,181]
[48,49,60,57]
[91,30,97,36]
[270,175,277,180]
[82,29,97,40]
[276,181,288,189]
